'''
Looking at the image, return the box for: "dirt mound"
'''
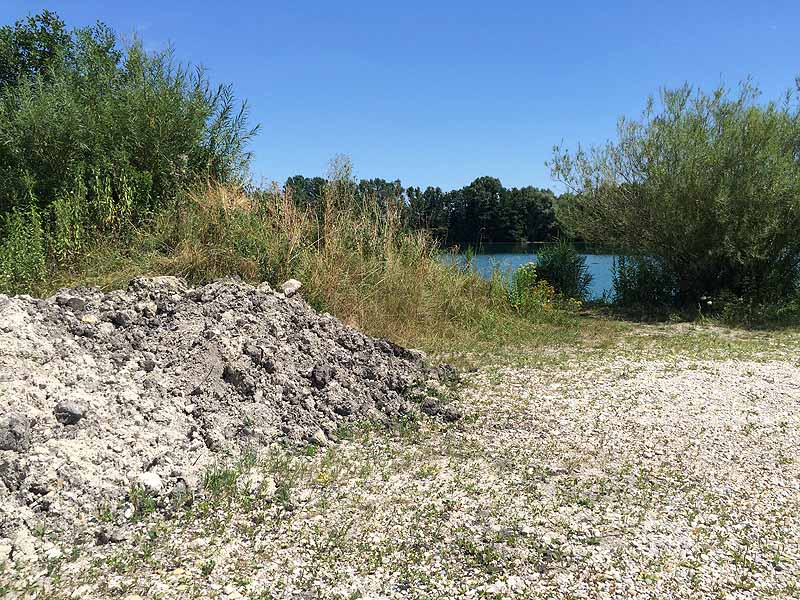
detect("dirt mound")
[0,277,458,562]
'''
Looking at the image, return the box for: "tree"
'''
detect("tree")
[550,81,800,304]
[0,10,70,89]
[285,175,325,206]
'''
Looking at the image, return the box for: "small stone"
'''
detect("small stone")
[11,527,37,563]
[136,472,163,495]
[280,279,302,297]
[0,541,11,563]
[81,314,100,325]
[419,396,462,422]
[54,401,85,425]
[311,364,333,389]
[96,526,129,545]
[111,310,136,327]
[0,413,31,452]
[310,428,329,446]
[139,357,156,372]
[56,295,86,312]
[135,301,158,318]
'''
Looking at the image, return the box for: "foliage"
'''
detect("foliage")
[551,81,800,306]
[508,262,557,314]
[0,9,70,89]
[713,292,800,328]
[28,159,582,354]
[535,240,592,300]
[286,173,560,246]
[0,10,258,290]
[611,256,675,308]
[0,204,46,292]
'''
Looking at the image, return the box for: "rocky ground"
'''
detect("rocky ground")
[2,293,800,598]
[0,277,457,573]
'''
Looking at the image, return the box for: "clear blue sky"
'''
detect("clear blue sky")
[3,1,799,191]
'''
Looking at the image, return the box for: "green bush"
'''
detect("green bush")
[535,240,592,300]
[0,10,257,291]
[508,262,556,313]
[0,204,46,293]
[551,81,800,306]
[611,256,675,307]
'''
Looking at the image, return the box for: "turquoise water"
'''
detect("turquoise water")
[452,251,617,299]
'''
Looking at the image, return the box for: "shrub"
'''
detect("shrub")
[715,293,800,328]
[508,262,556,313]
[0,11,257,291]
[611,256,675,307]
[551,81,800,306]
[535,240,592,300]
[0,203,46,292]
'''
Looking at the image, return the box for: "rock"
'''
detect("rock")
[280,279,302,297]
[54,401,85,425]
[0,277,456,542]
[135,301,158,318]
[56,295,86,312]
[0,541,11,563]
[11,527,37,563]
[0,456,27,489]
[96,526,129,545]
[420,397,462,422]
[170,479,192,505]
[136,472,164,495]
[310,428,329,446]
[0,413,31,452]
[311,364,333,389]
[111,309,136,327]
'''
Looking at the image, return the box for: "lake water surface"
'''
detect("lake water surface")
[451,247,618,299]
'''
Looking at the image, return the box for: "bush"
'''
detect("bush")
[0,204,46,292]
[30,156,579,352]
[535,240,592,300]
[611,256,675,308]
[714,292,800,328]
[508,262,556,313]
[0,11,257,290]
[551,81,800,306]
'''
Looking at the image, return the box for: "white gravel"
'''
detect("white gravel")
[3,335,800,599]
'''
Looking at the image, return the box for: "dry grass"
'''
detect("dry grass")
[33,175,588,356]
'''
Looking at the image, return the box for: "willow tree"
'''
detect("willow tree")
[550,82,800,304]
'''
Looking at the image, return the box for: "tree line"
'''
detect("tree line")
[285,174,560,246]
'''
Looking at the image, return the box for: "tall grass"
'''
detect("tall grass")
[34,163,584,354]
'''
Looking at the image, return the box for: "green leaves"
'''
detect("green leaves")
[551,81,800,305]
[0,10,258,292]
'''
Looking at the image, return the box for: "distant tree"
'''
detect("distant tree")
[357,178,404,210]
[285,175,325,206]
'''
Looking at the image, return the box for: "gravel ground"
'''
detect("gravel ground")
[4,332,800,599]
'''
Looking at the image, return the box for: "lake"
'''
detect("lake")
[448,244,618,299]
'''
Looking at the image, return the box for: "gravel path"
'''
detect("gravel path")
[5,342,800,599]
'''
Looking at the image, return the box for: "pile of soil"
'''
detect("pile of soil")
[0,277,458,562]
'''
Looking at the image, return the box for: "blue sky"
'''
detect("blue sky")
[3,1,799,191]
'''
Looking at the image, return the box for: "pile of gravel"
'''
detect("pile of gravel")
[0,276,458,562]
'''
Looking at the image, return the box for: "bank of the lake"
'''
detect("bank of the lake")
[447,243,618,299]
